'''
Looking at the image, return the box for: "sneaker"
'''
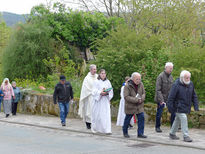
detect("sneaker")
[62,123,66,126]
[156,127,162,133]
[184,136,192,142]
[169,133,180,140]
[138,134,147,138]
[6,114,9,118]
[123,134,130,138]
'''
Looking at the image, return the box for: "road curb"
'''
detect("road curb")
[0,119,204,151]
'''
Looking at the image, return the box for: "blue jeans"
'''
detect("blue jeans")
[123,112,145,136]
[58,102,69,124]
[155,103,175,128]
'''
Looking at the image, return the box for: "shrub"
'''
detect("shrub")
[2,23,55,79]
[93,25,168,101]
[170,45,205,101]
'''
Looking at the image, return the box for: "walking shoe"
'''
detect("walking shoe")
[169,133,179,140]
[86,122,91,129]
[6,114,9,118]
[184,136,192,142]
[138,134,147,138]
[123,134,130,138]
[156,127,162,133]
[62,123,66,126]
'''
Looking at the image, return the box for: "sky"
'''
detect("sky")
[0,0,78,14]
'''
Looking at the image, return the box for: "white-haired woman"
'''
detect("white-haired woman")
[1,78,15,117]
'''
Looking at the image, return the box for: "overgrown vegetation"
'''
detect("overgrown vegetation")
[1,0,205,103]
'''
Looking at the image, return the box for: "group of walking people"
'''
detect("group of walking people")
[154,62,198,142]
[0,78,21,117]
[53,62,199,142]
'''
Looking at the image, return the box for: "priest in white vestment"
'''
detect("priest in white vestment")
[78,64,98,129]
[116,77,134,127]
[91,69,113,134]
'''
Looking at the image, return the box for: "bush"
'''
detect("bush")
[2,23,55,79]
[93,25,168,101]
[14,76,82,98]
[170,45,205,101]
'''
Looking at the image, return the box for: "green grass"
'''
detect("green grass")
[16,77,83,98]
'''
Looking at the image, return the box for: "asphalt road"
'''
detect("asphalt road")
[0,122,204,154]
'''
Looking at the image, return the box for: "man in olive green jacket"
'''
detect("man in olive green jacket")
[155,62,174,133]
[122,72,147,138]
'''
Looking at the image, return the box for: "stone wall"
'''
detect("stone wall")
[18,91,205,128]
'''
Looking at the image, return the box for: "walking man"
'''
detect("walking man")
[167,70,199,142]
[123,72,147,138]
[155,62,174,132]
[53,75,73,126]
[78,64,98,129]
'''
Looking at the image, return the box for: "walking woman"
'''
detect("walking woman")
[1,78,15,117]
[12,81,21,115]
[91,69,113,134]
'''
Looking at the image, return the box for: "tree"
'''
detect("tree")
[92,0,205,101]
[0,21,10,55]
[28,2,123,60]
[2,23,56,79]
[0,19,10,79]
[63,0,122,17]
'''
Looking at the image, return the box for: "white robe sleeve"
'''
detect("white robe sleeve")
[120,86,124,98]
[92,81,102,102]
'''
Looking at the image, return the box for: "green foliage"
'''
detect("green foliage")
[14,76,82,98]
[14,78,44,88]
[2,0,205,104]
[0,21,10,79]
[29,3,123,50]
[69,78,82,98]
[94,25,168,101]
[43,44,80,89]
[92,0,205,101]
[0,21,10,53]
[170,45,205,101]
[2,23,55,79]
[43,45,78,78]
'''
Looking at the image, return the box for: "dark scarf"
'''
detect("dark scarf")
[130,80,138,92]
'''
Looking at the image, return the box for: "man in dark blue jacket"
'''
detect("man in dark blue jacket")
[167,70,199,142]
[53,75,73,126]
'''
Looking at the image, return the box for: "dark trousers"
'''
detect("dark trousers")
[155,103,175,128]
[12,102,18,115]
[123,112,144,135]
